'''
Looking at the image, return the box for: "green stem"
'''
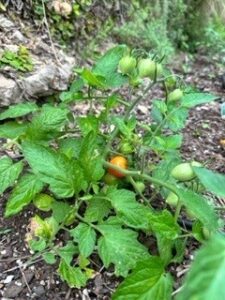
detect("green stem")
[174,201,182,222]
[103,82,155,158]
[75,212,102,233]
[127,176,151,207]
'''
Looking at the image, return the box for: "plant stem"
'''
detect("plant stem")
[174,201,182,222]
[75,212,102,233]
[127,176,151,207]
[103,82,155,158]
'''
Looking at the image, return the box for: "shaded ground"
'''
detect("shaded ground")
[1,52,225,299]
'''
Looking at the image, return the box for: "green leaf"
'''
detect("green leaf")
[194,167,225,198]
[149,210,181,240]
[152,100,167,124]
[0,121,28,139]
[156,236,174,265]
[150,134,182,151]
[58,137,82,159]
[84,197,112,223]
[42,252,56,264]
[172,238,186,263]
[29,238,47,252]
[112,117,133,138]
[77,115,100,135]
[0,156,23,194]
[58,259,88,288]
[166,107,189,131]
[22,142,86,197]
[177,188,219,231]
[59,91,84,103]
[5,173,44,217]
[106,188,151,230]
[112,257,173,300]
[93,45,128,87]
[27,104,69,140]
[70,223,96,257]
[81,69,106,88]
[78,132,105,182]
[97,224,150,277]
[0,102,38,120]
[181,93,218,108]
[69,78,84,92]
[58,241,79,265]
[176,234,225,300]
[52,201,71,223]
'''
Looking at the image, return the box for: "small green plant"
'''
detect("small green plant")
[1,45,225,299]
[32,0,93,45]
[0,46,33,72]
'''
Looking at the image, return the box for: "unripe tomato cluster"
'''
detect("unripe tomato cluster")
[118,55,163,81]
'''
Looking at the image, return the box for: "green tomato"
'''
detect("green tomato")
[119,141,134,154]
[138,59,163,80]
[168,89,183,102]
[138,58,155,78]
[33,193,54,212]
[171,162,196,182]
[118,56,136,74]
[166,192,178,206]
[135,181,145,193]
[103,173,119,185]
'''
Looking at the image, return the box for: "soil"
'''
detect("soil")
[1,3,225,299]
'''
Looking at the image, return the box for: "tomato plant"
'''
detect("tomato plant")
[0,45,223,299]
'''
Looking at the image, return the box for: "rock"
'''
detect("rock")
[33,285,45,296]
[22,64,72,98]
[0,75,22,106]
[3,284,24,298]
[0,15,14,30]
[2,270,34,298]
[0,15,75,107]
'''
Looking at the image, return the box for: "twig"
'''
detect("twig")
[172,285,184,296]
[65,288,72,300]
[41,0,61,65]
[19,266,32,295]
[0,254,32,263]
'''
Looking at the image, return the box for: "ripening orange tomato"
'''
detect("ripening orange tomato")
[108,156,128,178]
